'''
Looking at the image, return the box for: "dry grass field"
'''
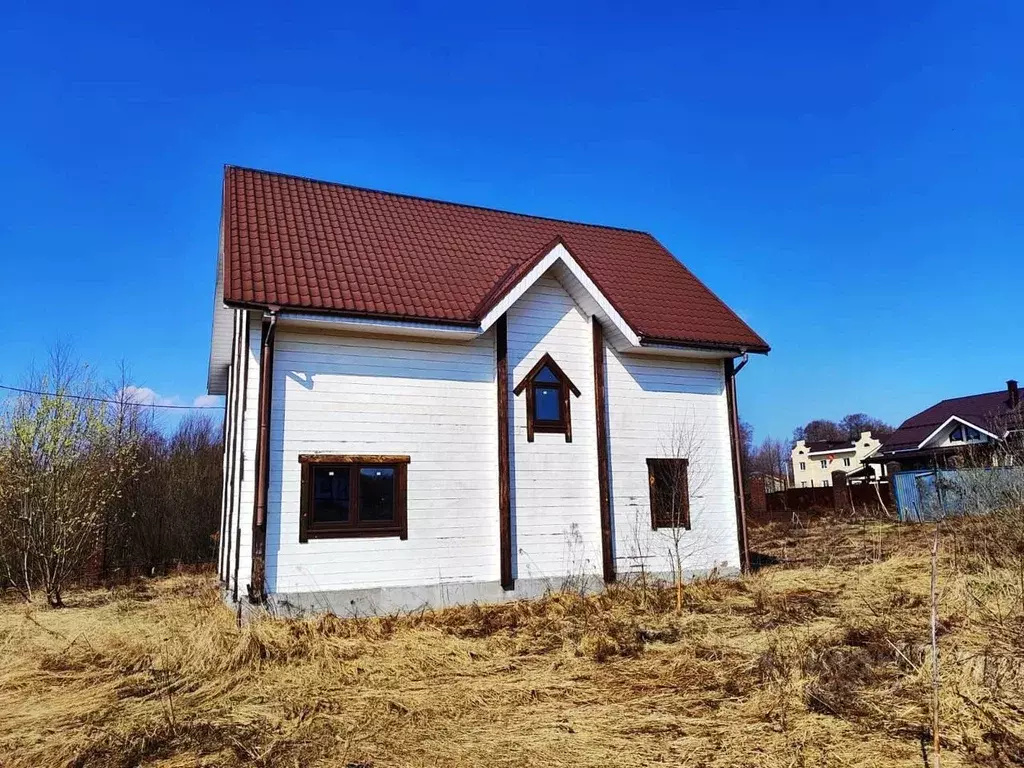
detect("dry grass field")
[1,516,1022,767]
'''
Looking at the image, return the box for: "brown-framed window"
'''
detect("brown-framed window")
[298,455,409,541]
[513,352,581,442]
[647,458,690,530]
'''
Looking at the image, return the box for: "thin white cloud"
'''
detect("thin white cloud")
[119,387,221,409]
[121,386,182,407]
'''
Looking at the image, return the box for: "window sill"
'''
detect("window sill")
[302,526,408,541]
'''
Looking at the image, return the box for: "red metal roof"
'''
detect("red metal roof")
[880,389,1018,453]
[222,167,769,352]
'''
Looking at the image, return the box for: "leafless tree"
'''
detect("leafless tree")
[0,347,143,606]
[0,347,224,605]
[749,436,790,487]
[793,414,893,444]
[654,413,716,613]
[102,412,222,579]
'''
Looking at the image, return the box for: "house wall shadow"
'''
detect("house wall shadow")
[609,347,724,397]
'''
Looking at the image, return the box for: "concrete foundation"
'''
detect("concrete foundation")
[226,565,739,619]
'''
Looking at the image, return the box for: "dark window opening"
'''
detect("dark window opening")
[534,382,561,422]
[299,456,409,541]
[312,467,350,524]
[950,426,964,442]
[647,458,690,530]
[513,353,581,442]
[359,466,396,521]
[965,426,981,441]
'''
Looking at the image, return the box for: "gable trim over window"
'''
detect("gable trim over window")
[298,455,409,542]
[513,353,581,442]
[647,458,691,530]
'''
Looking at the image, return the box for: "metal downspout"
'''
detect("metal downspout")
[247,310,278,603]
[725,353,751,573]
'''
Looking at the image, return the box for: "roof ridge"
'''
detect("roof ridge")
[934,389,1009,406]
[225,165,654,237]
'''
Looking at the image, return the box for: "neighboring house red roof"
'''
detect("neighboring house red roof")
[880,389,1018,453]
[222,167,769,352]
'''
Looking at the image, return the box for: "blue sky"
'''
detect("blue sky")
[1,1,1021,441]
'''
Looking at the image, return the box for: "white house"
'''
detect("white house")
[207,167,770,615]
[791,432,882,487]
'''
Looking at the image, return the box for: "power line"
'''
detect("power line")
[0,384,223,410]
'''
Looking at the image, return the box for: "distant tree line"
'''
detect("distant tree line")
[0,346,222,607]
[792,414,894,444]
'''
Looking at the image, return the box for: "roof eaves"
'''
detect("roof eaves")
[222,298,483,329]
[642,232,771,353]
[638,334,770,355]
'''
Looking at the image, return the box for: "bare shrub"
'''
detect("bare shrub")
[944,428,1024,610]
[0,348,144,606]
[655,414,718,612]
[0,349,223,604]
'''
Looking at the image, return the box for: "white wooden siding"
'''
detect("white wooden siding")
[222,279,741,602]
[604,348,740,575]
[507,275,603,582]
[263,329,499,593]
[217,310,240,582]
[227,320,260,600]
[220,309,244,587]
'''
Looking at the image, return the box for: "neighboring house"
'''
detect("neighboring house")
[791,432,882,487]
[868,380,1022,472]
[206,167,770,615]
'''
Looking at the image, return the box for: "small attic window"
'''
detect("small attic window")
[533,365,561,421]
[965,426,981,441]
[514,353,581,442]
[950,426,964,442]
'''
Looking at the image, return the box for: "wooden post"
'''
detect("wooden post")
[831,470,850,514]
[592,319,615,583]
[930,526,941,768]
[496,315,514,591]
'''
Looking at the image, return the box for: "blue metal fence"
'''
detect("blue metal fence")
[892,470,936,522]
[892,467,1024,522]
